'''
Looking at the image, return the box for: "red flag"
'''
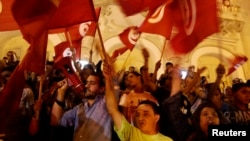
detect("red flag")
[111,26,140,59]
[117,0,167,16]
[51,22,92,61]
[51,8,101,60]
[20,32,49,74]
[64,22,96,60]
[12,0,56,74]
[48,0,97,29]
[85,7,101,36]
[54,40,81,62]
[226,55,248,76]
[65,7,101,41]
[0,0,19,31]
[139,2,173,39]
[170,0,219,54]
[54,22,92,61]
[0,0,56,132]
[65,23,88,41]
[50,8,101,36]
[53,57,85,93]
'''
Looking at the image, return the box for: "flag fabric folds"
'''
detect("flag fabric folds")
[63,7,101,39]
[0,0,56,133]
[111,26,140,59]
[53,7,101,61]
[118,0,219,55]
[139,2,173,39]
[117,0,167,16]
[84,8,101,37]
[0,0,19,31]
[54,41,80,63]
[20,32,49,74]
[64,23,92,60]
[0,0,99,134]
[11,0,56,74]
[48,0,97,29]
[170,0,219,54]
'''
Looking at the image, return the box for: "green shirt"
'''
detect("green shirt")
[114,116,173,141]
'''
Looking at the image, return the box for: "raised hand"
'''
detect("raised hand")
[216,64,226,78]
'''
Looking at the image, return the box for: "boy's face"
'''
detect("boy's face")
[234,86,250,105]
[135,104,159,134]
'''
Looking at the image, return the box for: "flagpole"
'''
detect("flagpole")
[96,24,108,61]
[66,31,75,57]
[66,31,82,72]
[89,36,96,64]
[160,40,167,60]
[34,74,44,120]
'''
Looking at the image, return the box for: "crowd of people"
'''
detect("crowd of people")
[0,49,249,141]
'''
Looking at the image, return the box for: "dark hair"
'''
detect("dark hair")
[46,61,54,65]
[89,72,105,87]
[246,79,250,85]
[191,102,223,131]
[139,66,144,73]
[127,71,143,83]
[1,66,15,73]
[84,63,94,70]
[205,83,222,101]
[165,62,173,66]
[138,100,160,115]
[119,72,129,90]
[232,82,249,93]
[129,66,135,70]
[128,71,141,77]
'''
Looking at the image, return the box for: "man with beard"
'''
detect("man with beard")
[50,73,113,141]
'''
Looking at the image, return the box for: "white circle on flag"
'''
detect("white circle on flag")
[148,4,165,24]
[79,21,91,37]
[63,47,73,57]
[128,27,140,45]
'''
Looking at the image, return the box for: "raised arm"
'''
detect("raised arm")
[207,64,225,101]
[182,66,206,94]
[162,65,193,141]
[141,48,157,92]
[50,79,68,126]
[152,60,161,84]
[102,61,123,130]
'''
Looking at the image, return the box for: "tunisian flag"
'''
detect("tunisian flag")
[170,0,219,54]
[48,0,97,29]
[0,0,19,31]
[63,22,94,60]
[117,0,167,16]
[139,2,173,39]
[52,8,101,61]
[53,40,81,63]
[226,55,248,76]
[111,26,140,59]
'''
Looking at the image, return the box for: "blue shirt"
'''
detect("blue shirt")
[59,95,112,141]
